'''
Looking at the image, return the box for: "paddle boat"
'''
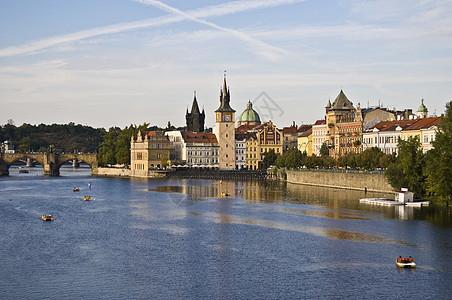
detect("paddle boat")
[221,192,230,197]
[396,256,416,268]
[84,196,92,201]
[42,214,54,221]
[73,187,80,192]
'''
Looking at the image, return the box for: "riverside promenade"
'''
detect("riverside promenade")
[97,167,270,181]
[165,169,269,181]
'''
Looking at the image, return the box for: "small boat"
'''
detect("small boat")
[84,196,92,201]
[221,192,230,197]
[42,214,54,221]
[396,257,416,268]
[73,187,80,192]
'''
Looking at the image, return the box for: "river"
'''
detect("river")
[1,166,451,299]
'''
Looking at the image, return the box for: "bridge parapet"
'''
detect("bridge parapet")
[0,152,98,176]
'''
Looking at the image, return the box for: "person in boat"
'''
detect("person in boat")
[408,256,413,262]
[402,257,408,263]
[397,256,402,263]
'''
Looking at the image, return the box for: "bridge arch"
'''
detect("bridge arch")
[54,153,98,175]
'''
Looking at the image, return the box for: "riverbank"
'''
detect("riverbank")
[96,167,392,193]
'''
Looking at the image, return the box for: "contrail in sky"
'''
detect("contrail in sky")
[0,0,305,58]
[136,0,291,60]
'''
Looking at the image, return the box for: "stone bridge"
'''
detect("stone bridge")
[0,152,98,176]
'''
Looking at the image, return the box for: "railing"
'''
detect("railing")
[289,168,385,174]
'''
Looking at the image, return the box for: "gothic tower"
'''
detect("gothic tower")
[186,91,205,132]
[214,73,236,170]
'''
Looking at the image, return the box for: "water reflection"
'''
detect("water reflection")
[150,179,452,226]
[206,212,418,246]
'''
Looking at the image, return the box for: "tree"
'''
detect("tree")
[284,148,304,169]
[357,147,385,170]
[385,136,426,197]
[320,142,330,157]
[161,157,169,169]
[424,101,452,205]
[262,149,278,169]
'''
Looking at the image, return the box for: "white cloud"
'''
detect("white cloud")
[0,0,305,58]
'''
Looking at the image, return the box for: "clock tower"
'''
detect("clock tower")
[215,73,236,170]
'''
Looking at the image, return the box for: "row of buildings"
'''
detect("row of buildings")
[130,75,441,176]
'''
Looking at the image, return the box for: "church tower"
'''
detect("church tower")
[215,73,236,170]
[186,91,205,132]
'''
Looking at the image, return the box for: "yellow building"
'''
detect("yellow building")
[297,128,312,156]
[245,134,259,170]
[243,121,283,169]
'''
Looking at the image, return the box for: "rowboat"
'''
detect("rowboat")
[396,258,416,268]
[42,214,53,221]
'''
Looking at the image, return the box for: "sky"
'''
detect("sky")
[1,0,451,130]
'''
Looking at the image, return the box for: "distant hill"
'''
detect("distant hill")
[0,122,105,153]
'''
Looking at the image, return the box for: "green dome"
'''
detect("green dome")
[239,101,261,123]
[417,99,428,112]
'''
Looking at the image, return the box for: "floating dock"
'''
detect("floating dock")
[359,198,430,207]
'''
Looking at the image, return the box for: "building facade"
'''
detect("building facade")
[311,120,327,156]
[325,90,363,157]
[362,116,441,154]
[297,128,313,156]
[235,133,247,170]
[182,132,219,167]
[165,131,186,164]
[130,130,170,177]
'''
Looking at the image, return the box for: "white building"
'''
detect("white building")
[182,132,219,167]
[165,131,186,164]
[363,116,441,154]
[311,120,327,156]
[235,134,247,170]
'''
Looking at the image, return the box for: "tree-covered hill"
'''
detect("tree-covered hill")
[0,122,105,153]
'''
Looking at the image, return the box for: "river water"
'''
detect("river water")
[1,166,451,299]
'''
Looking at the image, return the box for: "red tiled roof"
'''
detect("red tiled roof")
[404,117,441,131]
[370,117,441,132]
[236,124,258,133]
[283,126,297,133]
[236,132,256,140]
[313,119,326,125]
[371,119,416,132]
[297,124,312,132]
[181,131,218,143]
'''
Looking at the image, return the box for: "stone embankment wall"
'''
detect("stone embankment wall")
[286,170,394,193]
[96,167,130,177]
[96,167,167,178]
